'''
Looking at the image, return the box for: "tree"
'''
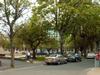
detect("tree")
[36,0,85,54]
[36,0,100,55]
[0,33,9,48]
[17,23,48,59]
[0,0,30,68]
[16,7,49,59]
[69,1,100,56]
[53,0,100,55]
[52,0,85,54]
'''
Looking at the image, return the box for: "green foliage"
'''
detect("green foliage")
[36,56,45,61]
[36,0,100,53]
[0,34,10,49]
[0,0,31,67]
[1,0,100,55]
[16,7,49,48]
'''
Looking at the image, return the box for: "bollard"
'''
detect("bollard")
[95,58,100,67]
[95,52,100,67]
[0,60,2,66]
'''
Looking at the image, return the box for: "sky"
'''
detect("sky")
[0,0,37,22]
[0,0,100,35]
[0,0,37,35]
[0,0,3,3]
[0,0,36,3]
[92,0,100,4]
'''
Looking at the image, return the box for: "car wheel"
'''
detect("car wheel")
[75,59,77,62]
[64,61,67,64]
[79,59,82,62]
[46,63,50,65]
[57,61,61,65]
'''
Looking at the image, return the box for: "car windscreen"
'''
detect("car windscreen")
[68,53,74,56]
[49,54,57,57]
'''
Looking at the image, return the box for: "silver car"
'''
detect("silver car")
[86,52,96,59]
[45,54,67,65]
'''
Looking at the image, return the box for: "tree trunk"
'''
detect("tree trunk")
[59,32,64,55]
[10,38,15,68]
[96,41,100,51]
[32,48,36,59]
[81,47,87,58]
[32,41,40,60]
[83,49,87,58]
[47,48,51,55]
[72,33,78,53]
[90,44,93,52]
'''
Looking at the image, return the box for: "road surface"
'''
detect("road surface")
[0,59,94,75]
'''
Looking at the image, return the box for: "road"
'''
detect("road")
[0,59,94,75]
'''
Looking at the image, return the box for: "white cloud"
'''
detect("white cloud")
[92,0,100,4]
[0,0,36,3]
[0,0,3,3]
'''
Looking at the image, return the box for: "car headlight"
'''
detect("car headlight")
[53,58,58,61]
[72,57,75,59]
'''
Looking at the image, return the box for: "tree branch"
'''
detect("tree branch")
[0,17,8,24]
[4,0,11,26]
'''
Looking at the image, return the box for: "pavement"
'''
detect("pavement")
[0,59,42,71]
[5,55,26,59]
[0,59,96,75]
[86,68,100,75]
[0,50,26,59]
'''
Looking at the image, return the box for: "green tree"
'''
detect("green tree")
[36,0,100,56]
[17,14,48,59]
[69,2,100,56]
[0,0,30,68]
[36,0,83,54]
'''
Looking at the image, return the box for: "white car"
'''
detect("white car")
[45,54,67,65]
[86,53,96,59]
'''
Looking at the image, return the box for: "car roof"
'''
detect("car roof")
[49,54,62,57]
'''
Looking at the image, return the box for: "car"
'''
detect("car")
[74,53,82,61]
[67,54,76,62]
[86,52,96,59]
[67,53,81,62]
[37,52,48,55]
[45,54,67,65]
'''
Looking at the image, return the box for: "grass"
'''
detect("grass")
[36,56,45,61]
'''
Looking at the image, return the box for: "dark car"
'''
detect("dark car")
[67,53,81,62]
[37,52,48,55]
[74,53,82,61]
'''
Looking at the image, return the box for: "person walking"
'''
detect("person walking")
[95,50,100,67]
[26,50,31,62]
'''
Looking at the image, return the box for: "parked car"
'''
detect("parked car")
[37,52,48,55]
[0,54,5,57]
[86,52,96,59]
[74,53,82,61]
[45,54,67,65]
[67,53,81,62]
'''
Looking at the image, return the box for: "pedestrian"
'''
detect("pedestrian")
[26,50,31,62]
[95,49,100,67]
